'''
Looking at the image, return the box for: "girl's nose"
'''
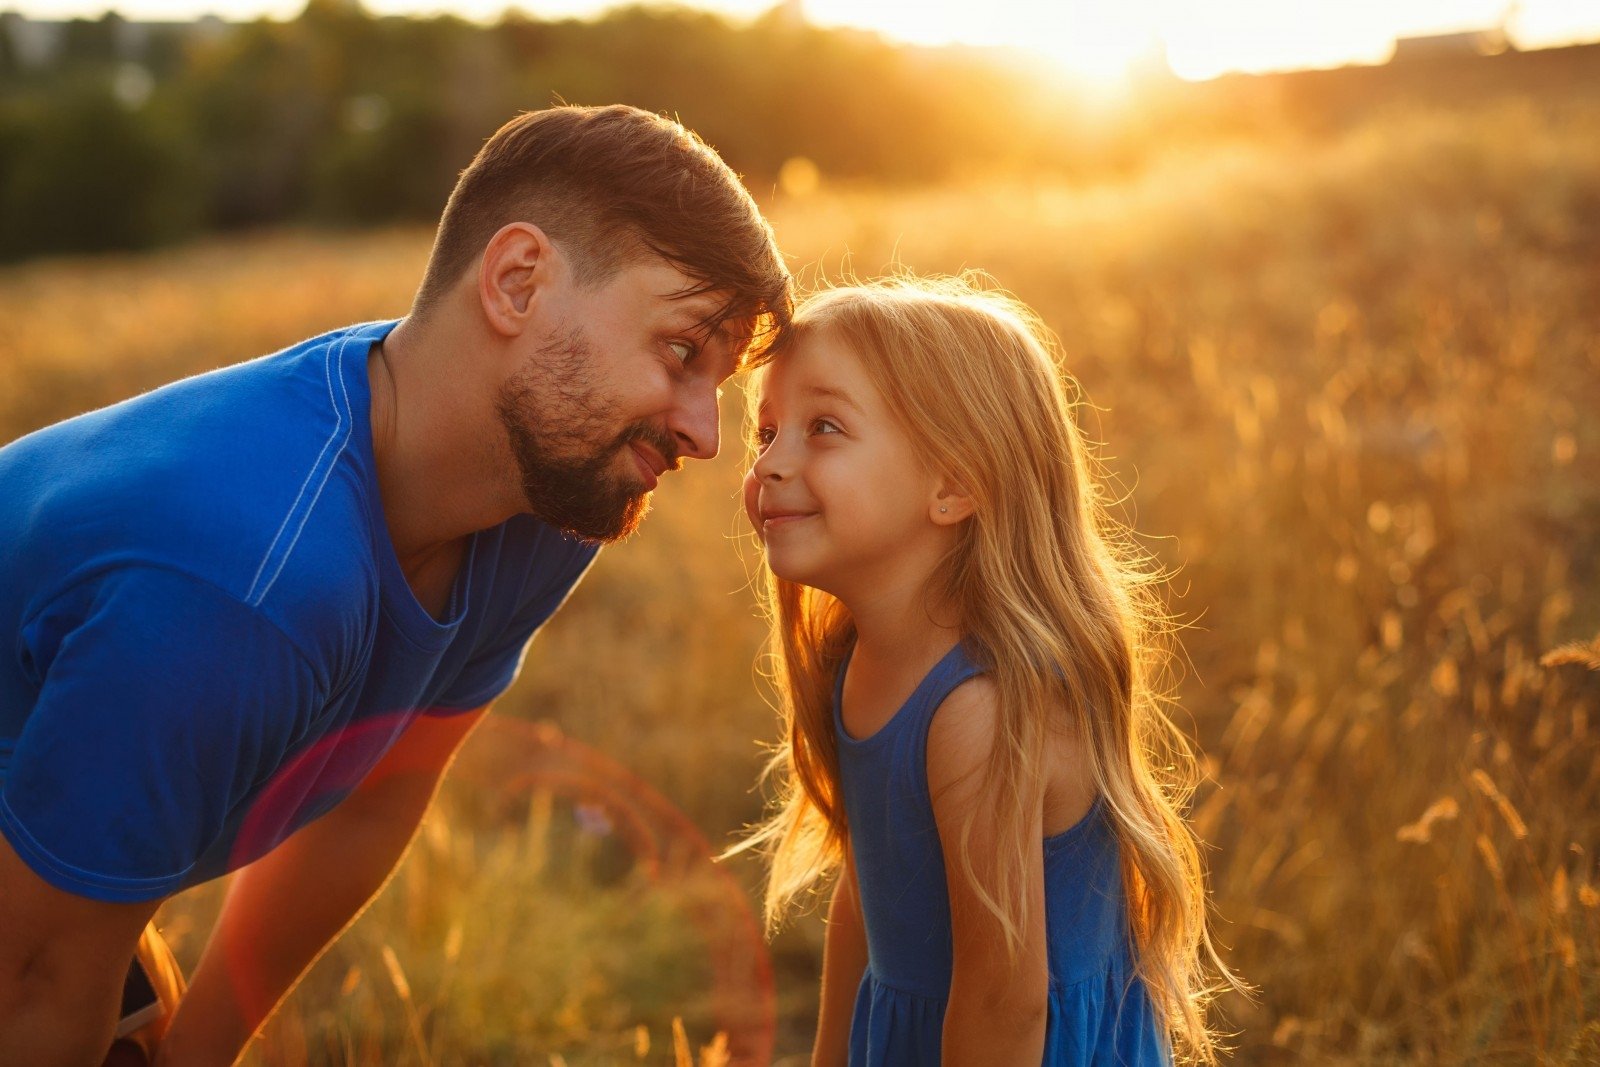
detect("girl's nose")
[752,442,788,482]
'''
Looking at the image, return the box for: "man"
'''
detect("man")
[0,103,790,1066]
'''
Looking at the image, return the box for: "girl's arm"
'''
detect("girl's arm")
[812,843,868,1067]
[928,677,1051,1067]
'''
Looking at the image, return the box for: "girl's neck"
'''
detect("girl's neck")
[835,578,963,741]
[840,577,963,673]
[827,520,964,661]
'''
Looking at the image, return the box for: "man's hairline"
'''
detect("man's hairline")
[418,233,778,360]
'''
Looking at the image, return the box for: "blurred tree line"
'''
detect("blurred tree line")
[0,0,1096,260]
[1,0,1597,261]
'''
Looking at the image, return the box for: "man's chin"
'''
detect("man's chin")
[590,492,652,544]
[525,486,652,544]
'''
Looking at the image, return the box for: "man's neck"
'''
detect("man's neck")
[367,313,523,573]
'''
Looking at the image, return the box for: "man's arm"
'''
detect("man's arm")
[0,837,162,1066]
[812,844,867,1067]
[154,705,489,1067]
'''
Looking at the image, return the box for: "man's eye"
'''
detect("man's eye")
[669,340,696,363]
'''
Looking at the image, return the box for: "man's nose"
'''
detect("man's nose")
[670,383,721,461]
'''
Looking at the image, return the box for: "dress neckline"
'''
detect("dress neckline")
[834,638,1109,847]
[833,641,969,747]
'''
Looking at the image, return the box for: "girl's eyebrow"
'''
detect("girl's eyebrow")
[753,382,862,418]
[804,384,862,413]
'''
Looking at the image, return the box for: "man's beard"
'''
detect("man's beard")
[495,326,678,543]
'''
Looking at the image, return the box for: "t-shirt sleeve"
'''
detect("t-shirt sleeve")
[429,541,599,713]
[0,566,325,902]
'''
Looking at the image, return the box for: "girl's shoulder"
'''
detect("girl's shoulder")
[924,671,1002,788]
[924,672,1008,832]
[925,670,1096,839]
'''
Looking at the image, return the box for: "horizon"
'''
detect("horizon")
[3,0,1599,81]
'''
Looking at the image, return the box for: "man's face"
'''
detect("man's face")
[495,257,746,542]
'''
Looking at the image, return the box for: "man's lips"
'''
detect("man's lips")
[628,442,668,490]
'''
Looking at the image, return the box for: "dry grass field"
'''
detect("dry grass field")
[2,98,1597,1064]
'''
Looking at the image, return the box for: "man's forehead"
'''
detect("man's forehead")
[629,267,736,329]
[665,290,732,323]
[614,255,708,300]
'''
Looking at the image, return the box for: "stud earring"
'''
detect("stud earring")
[939,505,948,513]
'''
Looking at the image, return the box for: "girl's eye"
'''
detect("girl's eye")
[669,340,697,364]
[811,418,842,436]
[752,426,775,449]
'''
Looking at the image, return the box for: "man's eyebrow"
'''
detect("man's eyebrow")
[661,285,724,316]
[664,296,740,342]
[669,296,723,321]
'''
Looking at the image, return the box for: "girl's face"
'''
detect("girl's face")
[743,328,950,596]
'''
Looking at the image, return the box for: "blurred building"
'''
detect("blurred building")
[1391,4,1519,62]
[1,10,65,68]
[766,0,806,32]
[1392,26,1514,61]
[0,11,232,71]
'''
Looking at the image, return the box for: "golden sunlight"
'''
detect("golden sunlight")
[793,0,1599,83]
[11,0,1600,84]
[803,0,1155,85]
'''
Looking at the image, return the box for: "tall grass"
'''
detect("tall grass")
[1,98,1596,1063]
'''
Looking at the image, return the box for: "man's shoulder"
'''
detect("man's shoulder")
[0,321,395,647]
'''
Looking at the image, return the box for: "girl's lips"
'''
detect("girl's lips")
[762,512,817,529]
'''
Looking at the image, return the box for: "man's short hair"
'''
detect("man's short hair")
[414,105,791,363]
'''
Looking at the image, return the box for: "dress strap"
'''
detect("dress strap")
[921,640,987,705]
[833,640,989,750]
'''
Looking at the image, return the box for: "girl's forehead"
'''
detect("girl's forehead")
[761,329,868,398]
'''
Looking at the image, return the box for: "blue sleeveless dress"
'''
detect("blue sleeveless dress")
[835,641,1170,1065]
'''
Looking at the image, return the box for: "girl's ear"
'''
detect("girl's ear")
[929,481,974,526]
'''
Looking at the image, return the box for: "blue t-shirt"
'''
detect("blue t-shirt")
[0,319,598,903]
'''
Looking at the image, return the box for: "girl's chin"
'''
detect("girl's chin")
[763,547,823,588]
[766,558,850,600]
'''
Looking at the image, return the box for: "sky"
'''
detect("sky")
[7,0,1600,81]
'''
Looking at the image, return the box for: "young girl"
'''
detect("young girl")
[735,276,1236,1065]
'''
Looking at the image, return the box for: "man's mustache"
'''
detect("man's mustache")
[617,422,681,473]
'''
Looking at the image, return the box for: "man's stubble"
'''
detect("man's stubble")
[495,326,678,543]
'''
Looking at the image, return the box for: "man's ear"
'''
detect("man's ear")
[930,480,975,526]
[478,222,559,338]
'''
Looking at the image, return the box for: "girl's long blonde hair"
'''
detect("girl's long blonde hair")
[733,273,1241,1062]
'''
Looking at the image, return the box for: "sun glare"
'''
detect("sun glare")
[1015,3,1156,86]
[1155,1,1446,81]
[790,0,1600,86]
[801,0,1154,88]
